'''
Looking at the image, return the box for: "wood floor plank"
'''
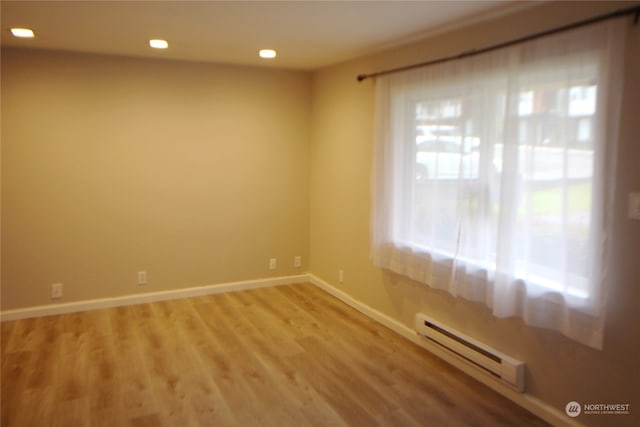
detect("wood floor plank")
[192,296,285,426]
[1,283,550,427]
[111,336,160,420]
[209,292,313,426]
[216,290,348,427]
[0,321,14,360]
[1,351,32,427]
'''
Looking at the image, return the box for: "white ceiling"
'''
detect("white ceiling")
[1,1,526,70]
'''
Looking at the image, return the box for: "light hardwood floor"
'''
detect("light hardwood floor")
[1,283,549,426]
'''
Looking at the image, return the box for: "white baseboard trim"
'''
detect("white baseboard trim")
[0,274,310,322]
[307,274,583,427]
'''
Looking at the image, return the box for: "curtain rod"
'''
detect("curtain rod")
[356,4,640,82]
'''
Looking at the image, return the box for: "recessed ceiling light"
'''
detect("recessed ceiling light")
[10,28,34,38]
[149,39,168,49]
[259,49,277,59]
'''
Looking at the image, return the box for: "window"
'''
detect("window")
[409,79,597,298]
[372,21,625,349]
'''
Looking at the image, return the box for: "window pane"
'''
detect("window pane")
[403,72,597,295]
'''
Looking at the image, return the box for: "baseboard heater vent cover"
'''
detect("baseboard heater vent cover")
[415,313,525,392]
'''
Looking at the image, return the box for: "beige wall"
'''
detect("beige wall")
[1,48,310,309]
[309,2,639,426]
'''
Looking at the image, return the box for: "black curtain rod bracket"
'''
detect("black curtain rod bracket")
[357,4,640,82]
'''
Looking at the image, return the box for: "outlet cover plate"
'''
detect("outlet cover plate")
[51,283,63,299]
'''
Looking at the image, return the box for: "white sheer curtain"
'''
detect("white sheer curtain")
[371,20,625,349]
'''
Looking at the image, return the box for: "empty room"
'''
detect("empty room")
[1,1,638,426]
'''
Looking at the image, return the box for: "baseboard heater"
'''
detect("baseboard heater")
[415,313,525,392]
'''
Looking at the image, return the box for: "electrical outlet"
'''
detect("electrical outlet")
[138,271,147,285]
[51,283,63,299]
[339,269,344,284]
[294,256,301,268]
[269,258,277,270]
